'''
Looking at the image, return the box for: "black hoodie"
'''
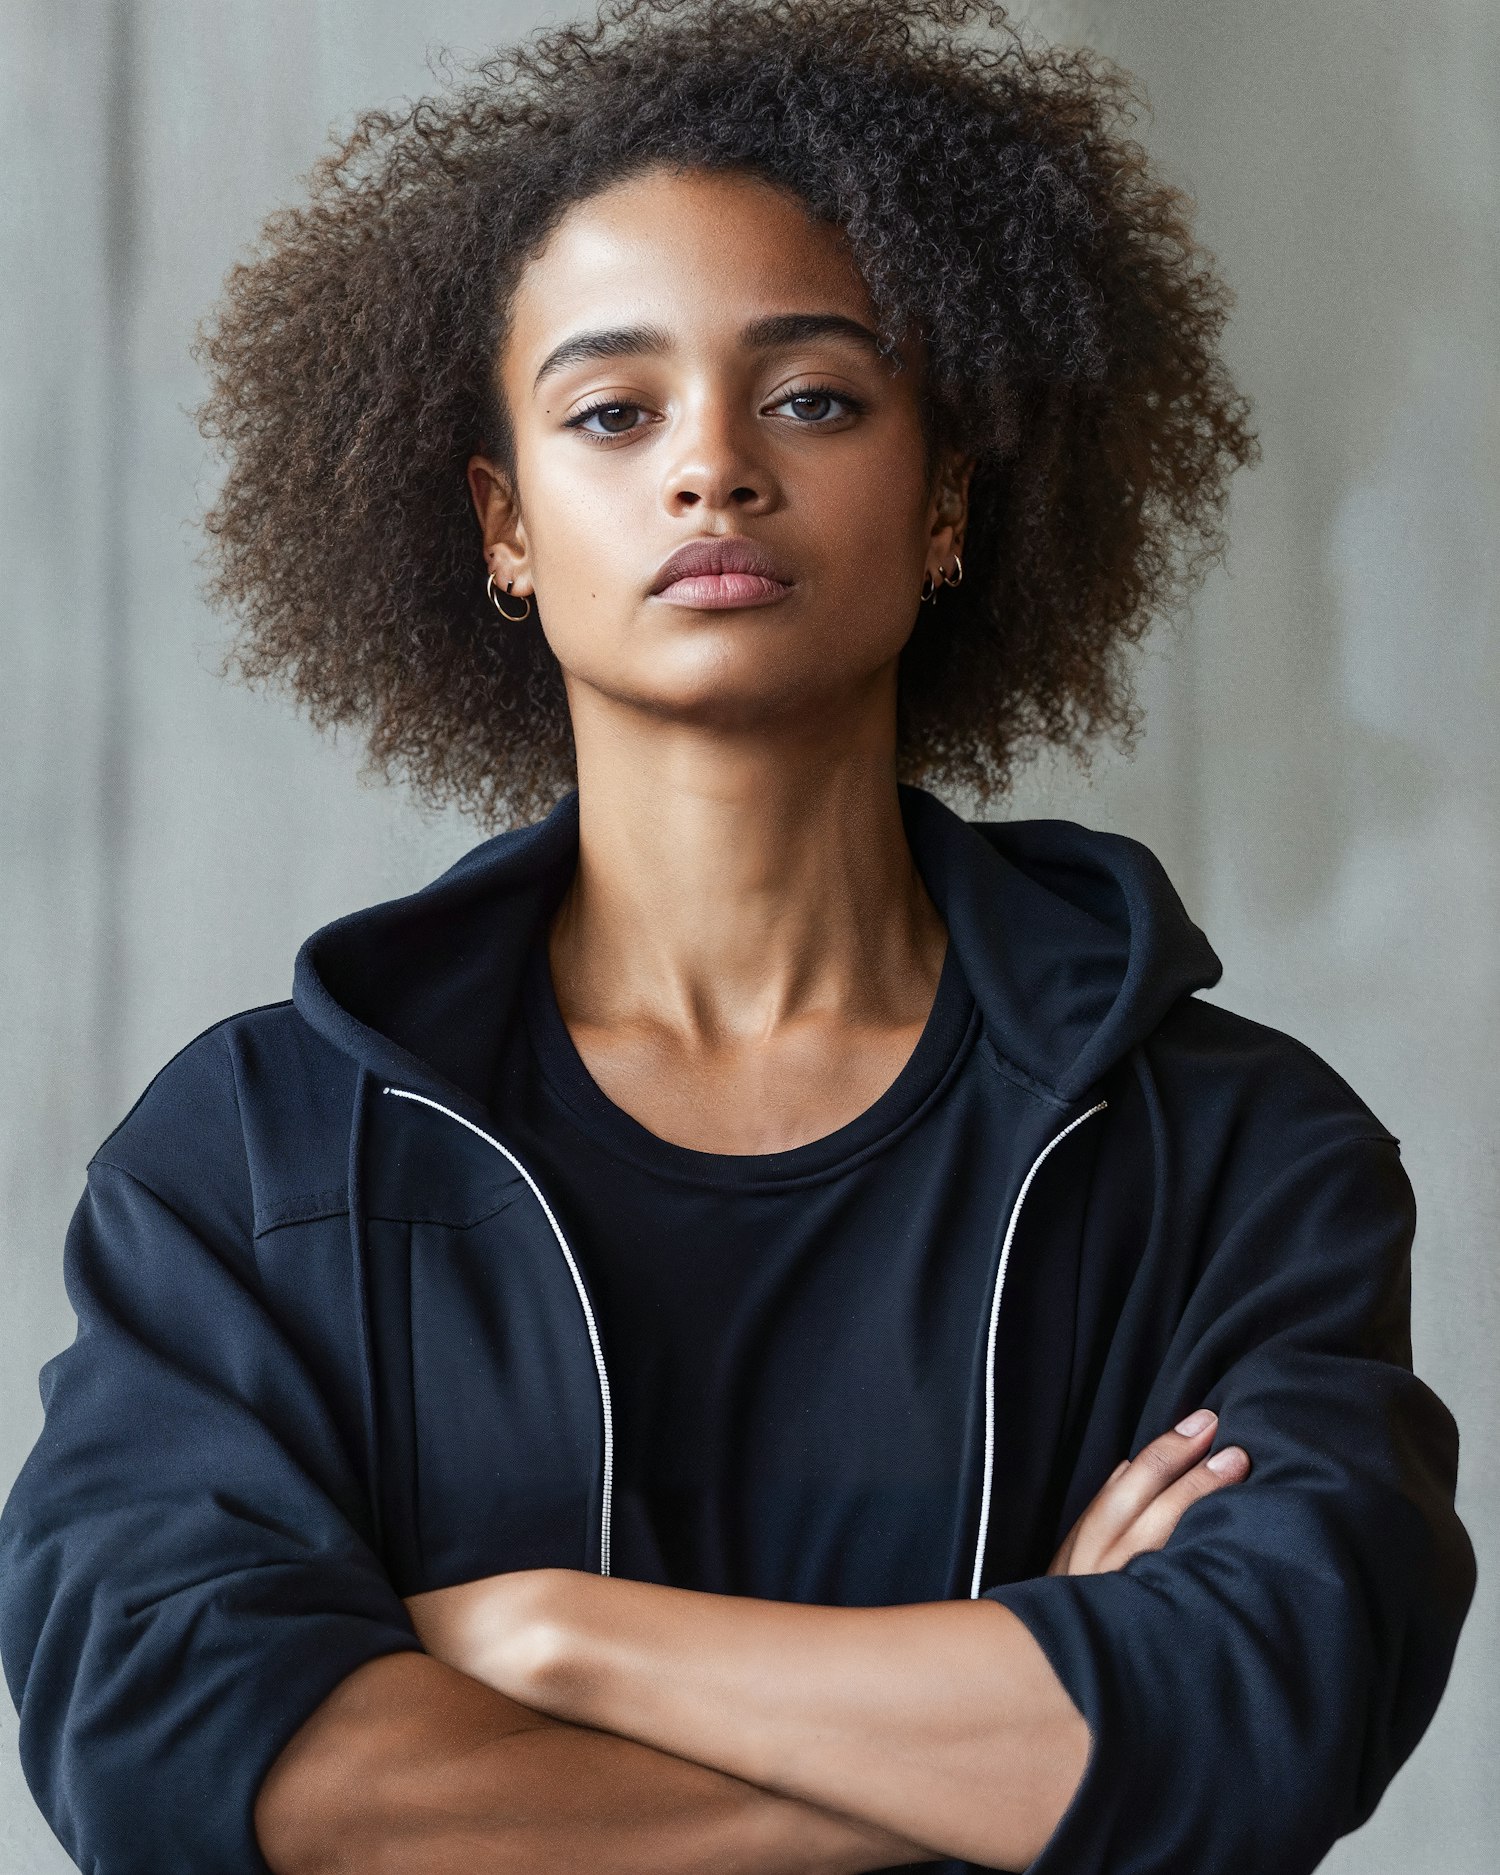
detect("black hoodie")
[0,782,1475,1874]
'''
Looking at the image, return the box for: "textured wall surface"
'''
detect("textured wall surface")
[2,2,1494,1869]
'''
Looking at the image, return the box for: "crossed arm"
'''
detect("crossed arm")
[255,1412,1247,1875]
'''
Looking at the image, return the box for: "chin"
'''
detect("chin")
[559,608,907,731]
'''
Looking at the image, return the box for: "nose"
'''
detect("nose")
[659,389,778,516]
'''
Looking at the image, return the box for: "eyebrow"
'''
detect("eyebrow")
[530,312,889,394]
[742,311,892,358]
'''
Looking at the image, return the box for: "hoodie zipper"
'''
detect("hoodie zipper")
[381,1087,617,1576]
[380,1085,1106,1597]
[967,1098,1108,1599]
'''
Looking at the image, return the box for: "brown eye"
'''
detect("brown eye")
[787,391,835,420]
[774,384,864,423]
[566,400,646,439]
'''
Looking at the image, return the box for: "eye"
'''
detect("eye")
[773,383,865,423]
[564,398,648,441]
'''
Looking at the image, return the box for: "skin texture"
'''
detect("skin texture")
[407,1578,1079,1870]
[253,169,1251,1874]
[253,1654,937,1875]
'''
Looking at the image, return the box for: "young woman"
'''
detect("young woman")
[0,3,1474,1872]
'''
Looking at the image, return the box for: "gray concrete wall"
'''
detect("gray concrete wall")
[2,2,1493,1869]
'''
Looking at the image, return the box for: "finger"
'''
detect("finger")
[1110,1444,1252,1563]
[1051,1419,1217,1574]
[1047,1458,1131,1574]
[1087,1410,1222,1543]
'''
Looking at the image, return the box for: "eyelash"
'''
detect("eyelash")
[563,382,866,442]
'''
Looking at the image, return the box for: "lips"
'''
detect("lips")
[647,535,795,613]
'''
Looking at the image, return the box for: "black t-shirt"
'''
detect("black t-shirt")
[488,921,1026,1604]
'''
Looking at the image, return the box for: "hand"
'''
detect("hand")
[1047,1409,1250,1576]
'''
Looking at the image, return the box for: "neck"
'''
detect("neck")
[550,702,947,1044]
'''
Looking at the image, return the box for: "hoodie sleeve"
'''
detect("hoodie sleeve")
[984,1124,1475,1875]
[0,1126,423,1873]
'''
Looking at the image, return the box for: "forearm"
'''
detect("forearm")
[413,1571,1088,1870]
[254,1650,940,1875]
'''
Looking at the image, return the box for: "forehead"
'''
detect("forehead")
[503,166,885,374]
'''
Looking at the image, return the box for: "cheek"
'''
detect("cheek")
[805,492,932,667]
[524,451,646,619]
[798,427,933,581]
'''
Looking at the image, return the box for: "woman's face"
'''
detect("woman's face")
[473,163,970,749]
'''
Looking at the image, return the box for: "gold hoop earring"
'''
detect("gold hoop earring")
[486,572,533,622]
[939,552,964,589]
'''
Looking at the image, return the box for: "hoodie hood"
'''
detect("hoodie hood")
[293,782,1222,1115]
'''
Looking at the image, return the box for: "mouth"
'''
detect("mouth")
[648,535,794,610]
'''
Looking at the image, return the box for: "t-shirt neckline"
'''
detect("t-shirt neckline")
[519,926,979,1191]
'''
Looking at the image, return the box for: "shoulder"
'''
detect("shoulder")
[1115,993,1416,1285]
[1144,991,1399,1151]
[89,1000,358,1244]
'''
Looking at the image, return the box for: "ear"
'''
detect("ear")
[467,454,533,596]
[928,446,975,562]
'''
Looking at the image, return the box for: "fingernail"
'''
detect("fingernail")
[1175,1409,1216,1436]
[1207,1446,1247,1476]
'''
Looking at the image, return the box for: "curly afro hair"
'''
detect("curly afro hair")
[194,0,1259,828]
